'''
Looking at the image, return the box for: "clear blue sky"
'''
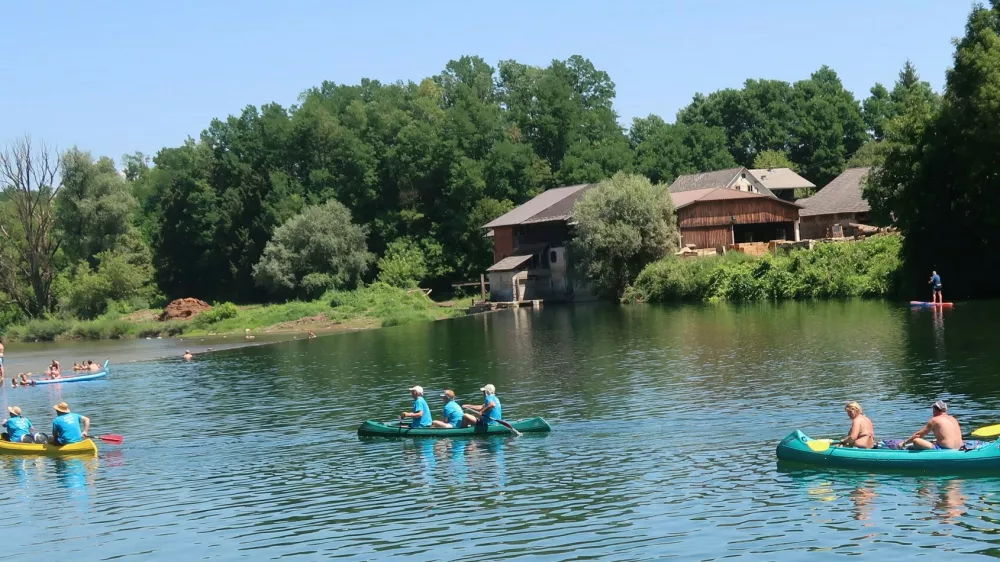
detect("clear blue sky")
[0,0,972,164]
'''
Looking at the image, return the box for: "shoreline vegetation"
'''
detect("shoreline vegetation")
[2,284,468,343]
[623,235,902,304]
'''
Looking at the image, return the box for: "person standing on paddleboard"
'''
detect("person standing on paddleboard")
[929,271,943,303]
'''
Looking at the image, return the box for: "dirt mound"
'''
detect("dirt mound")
[159,298,212,321]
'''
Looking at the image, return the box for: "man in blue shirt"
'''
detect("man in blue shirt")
[2,406,33,443]
[462,384,502,427]
[431,389,464,428]
[49,402,90,445]
[929,271,943,303]
[400,386,432,428]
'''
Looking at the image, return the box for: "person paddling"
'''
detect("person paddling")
[839,402,875,449]
[400,386,432,428]
[929,270,943,304]
[905,401,962,450]
[1,407,35,443]
[462,384,502,428]
[49,402,90,446]
[431,390,464,428]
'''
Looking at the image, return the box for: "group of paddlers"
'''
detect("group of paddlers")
[400,384,502,429]
[5,359,102,387]
[840,400,963,450]
[0,402,91,445]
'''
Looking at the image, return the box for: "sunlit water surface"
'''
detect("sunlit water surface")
[3,301,1000,560]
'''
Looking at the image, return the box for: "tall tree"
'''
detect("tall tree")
[630,115,736,184]
[866,2,1000,298]
[0,137,62,316]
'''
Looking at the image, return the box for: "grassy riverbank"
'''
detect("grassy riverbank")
[0,284,468,342]
[623,235,903,303]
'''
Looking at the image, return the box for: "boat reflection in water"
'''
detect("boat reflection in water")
[400,436,511,489]
[849,484,877,525]
[917,479,966,527]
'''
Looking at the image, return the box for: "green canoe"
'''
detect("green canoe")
[776,430,1000,472]
[357,417,551,438]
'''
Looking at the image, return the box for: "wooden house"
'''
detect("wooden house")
[797,167,871,239]
[671,188,802,248]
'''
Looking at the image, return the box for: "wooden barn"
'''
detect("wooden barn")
[671,188,803,248]
[797,167,871,239]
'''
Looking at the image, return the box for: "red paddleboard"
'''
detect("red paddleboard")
[910,301,954,308]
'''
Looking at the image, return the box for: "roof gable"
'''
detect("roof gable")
[668,167,776,198]
[798,167,871,217]
[482,184,595,229]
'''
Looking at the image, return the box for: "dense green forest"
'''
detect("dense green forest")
[3,1,999,333]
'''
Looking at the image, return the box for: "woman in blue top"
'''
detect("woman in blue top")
[49,402,90,445]
[1,406,34,443]
[400,386,432,428]
[462,384,502,427]
[431,389,464,428]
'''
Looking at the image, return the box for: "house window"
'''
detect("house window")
[550,250,558,263]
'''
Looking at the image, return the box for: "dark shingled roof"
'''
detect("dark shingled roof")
[487,255,533,272]
[668,167,776,198]
[798,167,871,217]
[482,184,596,228]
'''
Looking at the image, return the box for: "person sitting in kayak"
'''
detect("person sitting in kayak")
[431,389,464,428]
[462,384,502,427]
[49,402,90,445]
[839,402,875,449]
[1,406,34,443]
[929,271,943,304]
[905,401,962,450]
[400,386,432,428]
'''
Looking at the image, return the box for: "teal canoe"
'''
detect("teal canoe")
[358,417,551,438]
[776,430,1000,472]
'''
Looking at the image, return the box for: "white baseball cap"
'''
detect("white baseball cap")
[480,384,496,393]
[408,386,424,395]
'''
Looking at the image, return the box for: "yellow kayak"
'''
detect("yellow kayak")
[0,439,98,457]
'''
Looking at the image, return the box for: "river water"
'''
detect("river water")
[3,301,1000,560]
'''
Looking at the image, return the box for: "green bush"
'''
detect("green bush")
[193,302,240,327]
[627,235,903,303]
[381,310,436,327]
[70,317,136,340]
[377,238,428,289]
[5,317,73,342]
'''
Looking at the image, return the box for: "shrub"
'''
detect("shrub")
[377,238,428,288]
[627,235,903,303]
[193,302,239,327]
[572,172,679,299]
[6,317,73,342]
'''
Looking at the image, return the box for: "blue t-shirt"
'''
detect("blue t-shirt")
[931,274,942,287]
[443,401,463,426]
[483,395,502,425]
[4,416,32,442]
[411,397,432,428]
[52,413,84,445]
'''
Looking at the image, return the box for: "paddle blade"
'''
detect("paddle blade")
[97,434,123,444]
[971,425,1000,438]
[806,439,834,452]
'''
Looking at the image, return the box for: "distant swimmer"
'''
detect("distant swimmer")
[183,350,193,361]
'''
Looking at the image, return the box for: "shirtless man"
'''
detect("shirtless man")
[839,401,875,449]
[905,401,963,450]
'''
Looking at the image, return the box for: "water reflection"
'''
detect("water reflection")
[849,484,876,522]
[917,478,966,526]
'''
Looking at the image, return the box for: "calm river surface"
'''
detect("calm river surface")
[4,301,1000,560]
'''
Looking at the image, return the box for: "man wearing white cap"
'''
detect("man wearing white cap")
[905,400,963,450]
[462,383,502,428]
[400,386,432,428]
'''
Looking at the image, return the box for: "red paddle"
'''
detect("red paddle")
[95,434,123,444]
